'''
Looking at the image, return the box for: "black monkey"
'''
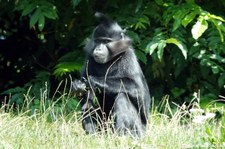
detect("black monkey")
[72,12,150,136]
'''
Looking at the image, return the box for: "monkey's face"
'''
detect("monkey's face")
[92,26,131,64]
[89,13,132,64]
[92,36,131,64]
[92,41,110,64]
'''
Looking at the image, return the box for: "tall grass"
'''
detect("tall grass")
[0,87,224,148]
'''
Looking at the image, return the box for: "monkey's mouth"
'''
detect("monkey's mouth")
[93,54,108,64]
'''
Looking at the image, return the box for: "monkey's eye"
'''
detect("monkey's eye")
[95,39,109,44]
[95,37,113,44]
[94,39,101,44]
[120,32,125,39]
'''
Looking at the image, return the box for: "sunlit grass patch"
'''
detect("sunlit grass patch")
[0,91,224,148]
[0,108,209,148]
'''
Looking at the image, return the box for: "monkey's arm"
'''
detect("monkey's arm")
[88,76,139,96]
[89,75,150,124]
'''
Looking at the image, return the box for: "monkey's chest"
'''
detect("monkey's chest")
[97,92,117,115]
[88,62,118,77]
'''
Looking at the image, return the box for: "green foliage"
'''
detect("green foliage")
[146,31,187,61]
[140,0,225,101]
[203,111,225,147]
[206,122,225,146]
[2,70,81,117]
[1,0,225,105]
[71,0,81,8]
[53,51,84,77]
[16,0,58,31]
[2,71,50,105]
[2,87,26,105]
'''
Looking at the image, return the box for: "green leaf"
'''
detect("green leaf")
[142,15,150,25]
[38,14,45,31]
[182,11,198,27]
[134,16,149,30]
[208,14,225,22]
[155,0,164,5]
[211,20,225,42]
[218,73,225,88]
[54,51,84,77]
[157,40,166,61]
[205,126,213,136]
[146,41,158,55]
[172,10,182,31]
[135,0,143,13]
[209,54,225,63]
[42,6,58,20]
[1,87,26,95]
[29,9,41,29]
[211,65,220,74]
[166,38,187,59]
[186,0,195,4]
[22,3,36,16]
[135,50,147,64]
[135,21,146,30]
[171,87,185,98]
[191,16,208,40]
[126,31,140,43]
[15,1,30,11]
[72,0,81,8]
[54,62,83,77]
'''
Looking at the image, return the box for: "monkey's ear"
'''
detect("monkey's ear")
[95,12,114,27]
[107,37,132,57]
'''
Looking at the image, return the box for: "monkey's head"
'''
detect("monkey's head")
[86,12,132,64]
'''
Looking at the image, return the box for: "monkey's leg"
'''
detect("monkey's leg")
[112,93,145,137]
[81,90,100,134]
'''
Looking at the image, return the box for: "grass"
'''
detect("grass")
[0,90,224,148]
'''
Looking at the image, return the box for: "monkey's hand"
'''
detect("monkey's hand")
[72,79,87,92]
[71,79,87,99]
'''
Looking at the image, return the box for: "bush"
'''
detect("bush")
[1,0,225,105]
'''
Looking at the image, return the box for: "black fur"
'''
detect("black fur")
[72,13,150,136]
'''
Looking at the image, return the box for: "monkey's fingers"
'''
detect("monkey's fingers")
[72,79,87,92]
